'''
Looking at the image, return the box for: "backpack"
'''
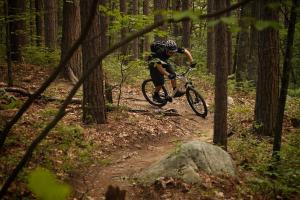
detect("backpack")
[150,41,166,54]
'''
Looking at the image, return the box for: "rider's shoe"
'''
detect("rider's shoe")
[153,93,165,103]
[165,95,173,102]
[173,88,185,98]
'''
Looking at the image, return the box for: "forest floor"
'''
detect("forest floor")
[69,85,215,200]
[1,64,299,200]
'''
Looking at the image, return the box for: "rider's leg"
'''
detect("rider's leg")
[155,85,162,92]
[166,66,185,98]
[171,79,176,89]
[149,66,165,103]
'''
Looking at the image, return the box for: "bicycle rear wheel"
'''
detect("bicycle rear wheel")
[141,79,168,107]
[186,87,208,118]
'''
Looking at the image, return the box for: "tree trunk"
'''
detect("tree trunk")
[35,0,45,46]
[143,0,150,53]
[108,0,116,48]
[29,0,36,45]
[7,0,27,62]
[273,0,298,154]
[80,0,106,124]
[247,1,258,83]
[182,0,191,49]
[226,0,233,74]
[235,1,251,87]
[207,0,215,74]
[254,0,280,136]
[44,0,58,50]
[61,0,82,84]
[213,1,228,149]
[154,0,168,41]
[172,0,181,37]
[100,0,113,104]
[131,0,139,59]
[100,0,109,52]
[120,0,128,55]
[4,0,13,86]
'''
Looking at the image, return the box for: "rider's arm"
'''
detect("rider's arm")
[156,63,170,76]
[183,49,194,64]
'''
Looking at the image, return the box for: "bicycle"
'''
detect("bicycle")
[141,64,208,118]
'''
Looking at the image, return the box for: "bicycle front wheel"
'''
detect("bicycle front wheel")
[141,79,168,107]
[186,87,208,118]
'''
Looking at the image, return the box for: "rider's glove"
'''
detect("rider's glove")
[190,62,197,68]
[168,73,176,80]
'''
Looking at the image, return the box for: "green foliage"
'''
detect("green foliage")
[28,167,71,200]
[227,79,256,94]
[0,91,22,110]
[286,96,300,119]
[0,98,22,110]
[173,10,202,22]
[229,129,300,198]
[54,123,84,147]
[103,56,148,84]
[40,108,58,118]
[228,102,253,135]
[98,158,113,166]
[106,103,129,112]
[255,20,280,31]
[100,4,154,37]
[22,46,60,67]
[291,20,300,88]
[288,87,300,97]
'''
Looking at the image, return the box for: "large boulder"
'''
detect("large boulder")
[138,141,235,184]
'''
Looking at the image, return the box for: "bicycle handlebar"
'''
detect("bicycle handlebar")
[176,66,195,77]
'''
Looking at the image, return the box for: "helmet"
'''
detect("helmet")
[165,40,178,52]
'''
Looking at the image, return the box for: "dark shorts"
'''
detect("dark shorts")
[149,63,175,86]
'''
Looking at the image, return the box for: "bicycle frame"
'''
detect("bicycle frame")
[175,67,195,88]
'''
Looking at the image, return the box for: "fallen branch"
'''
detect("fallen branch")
[128,108,181,116]
[1,86,82,104]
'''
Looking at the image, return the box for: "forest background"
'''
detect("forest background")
[0,0,300,199]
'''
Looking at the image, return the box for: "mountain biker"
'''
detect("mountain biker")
[148,39,196,103]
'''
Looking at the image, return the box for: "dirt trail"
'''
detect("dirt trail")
[71,91,213,199]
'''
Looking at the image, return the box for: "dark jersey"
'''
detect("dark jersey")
[154,47,185,61]
[148,47,185,67]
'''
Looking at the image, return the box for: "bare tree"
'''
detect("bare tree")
[100,0,109,51]
[247,1,258,83]
[213,0,229,149]
[80,0,106,124]
[143,0,150,53]
[235,0,251,87]
[7,0,27,61]
[273,0,298,155]
[35,0,45,46]
[61,0,82,84]
[226,0,233,74]
[182,0,191,49]
[207,0,215,74]
[44,0,58,49]
[254,0,280,136]
[154,0,168,41]
[4,0,13,86]
[131,0,139,59]
[172,0,181,37]
[120,0,128,55]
